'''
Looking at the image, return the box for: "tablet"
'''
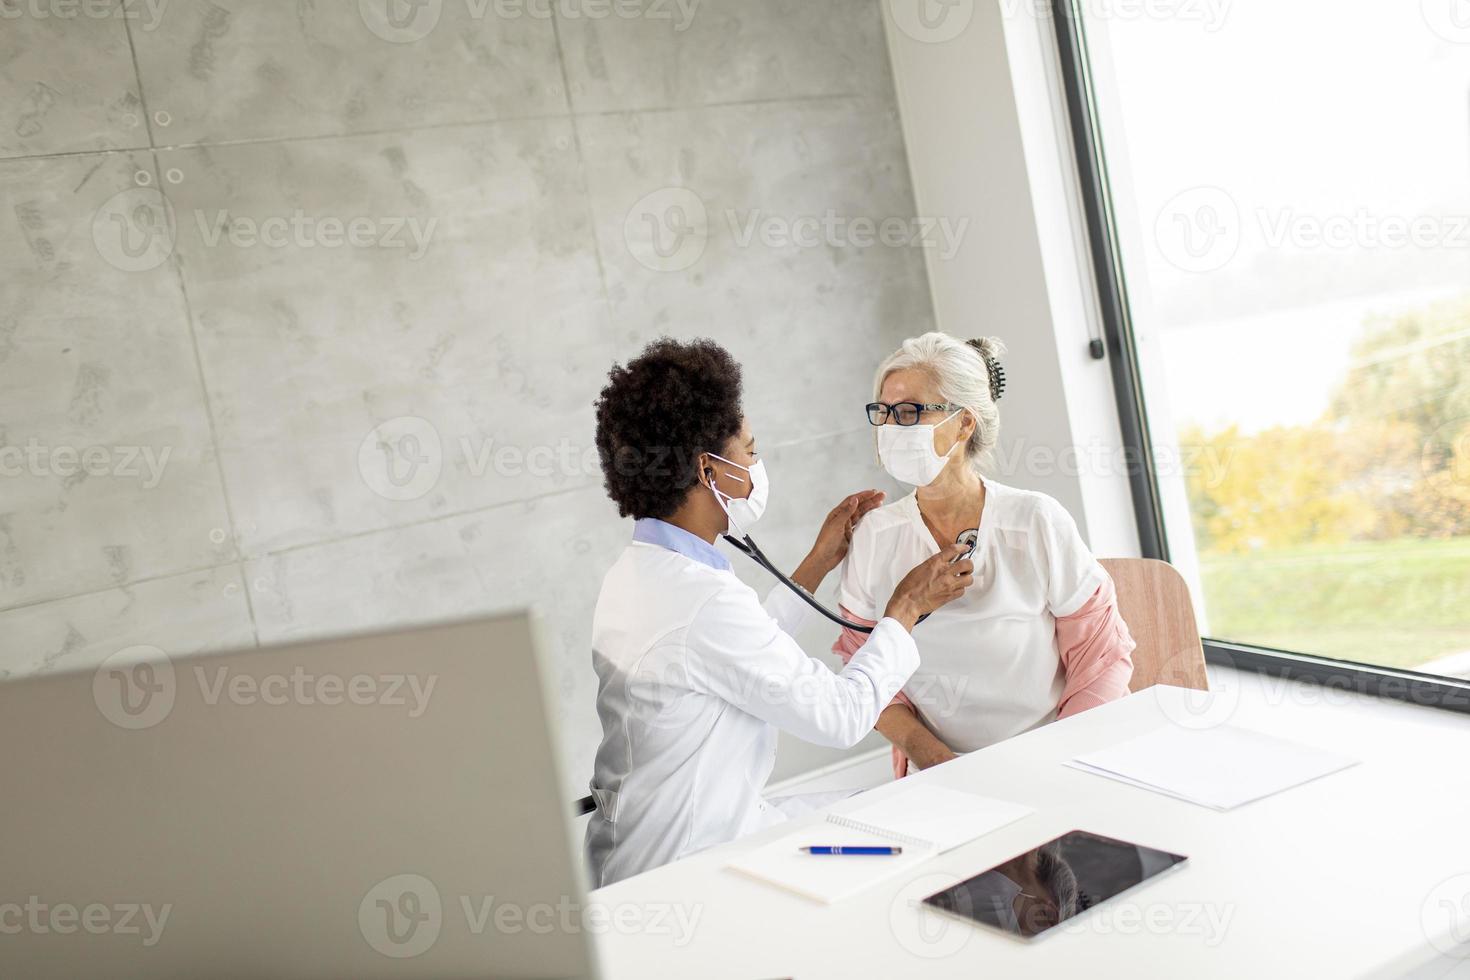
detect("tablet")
[920,830,1187,940]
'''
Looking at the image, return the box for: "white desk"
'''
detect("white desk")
[592,676,1470,979]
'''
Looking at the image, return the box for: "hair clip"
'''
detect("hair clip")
[983,354,1006,402]
[966,338,1006,402]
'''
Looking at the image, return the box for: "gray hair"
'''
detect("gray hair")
[874,331,1006,474]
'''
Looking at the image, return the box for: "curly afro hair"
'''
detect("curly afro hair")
[594,338,744,520]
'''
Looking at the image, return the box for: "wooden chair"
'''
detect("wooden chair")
[1099,558,1209,693]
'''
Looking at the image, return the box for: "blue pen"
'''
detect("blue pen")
[800,845,903,855]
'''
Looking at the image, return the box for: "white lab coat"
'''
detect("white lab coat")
[584,532,919,888]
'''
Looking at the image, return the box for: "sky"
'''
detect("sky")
[1084,0,1470,431]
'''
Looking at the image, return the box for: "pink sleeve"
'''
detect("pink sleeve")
[1055,574,1136,718]
[832,606,913,780]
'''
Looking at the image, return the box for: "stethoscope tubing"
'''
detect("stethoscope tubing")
[723,529,979,634]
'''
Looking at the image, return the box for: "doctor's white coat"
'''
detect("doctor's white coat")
[585,534,919,887]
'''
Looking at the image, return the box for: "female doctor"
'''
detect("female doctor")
[585,338,973,887]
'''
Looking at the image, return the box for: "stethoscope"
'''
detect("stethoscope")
[722,527,980,634]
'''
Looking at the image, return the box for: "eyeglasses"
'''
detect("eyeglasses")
[865,402,962,426]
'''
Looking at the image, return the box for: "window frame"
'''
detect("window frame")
[1049,0,1470,716]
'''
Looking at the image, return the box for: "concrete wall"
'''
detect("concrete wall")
[0,0,934,792]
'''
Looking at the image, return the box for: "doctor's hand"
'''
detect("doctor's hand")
[884,544,975,631]
[792,489,887,592]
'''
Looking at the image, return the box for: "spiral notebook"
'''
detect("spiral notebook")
[728,785,1032,904]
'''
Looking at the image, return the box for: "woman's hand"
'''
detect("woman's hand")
[907,737,959,771]
[791,490,886,591]
[883,543,974,630]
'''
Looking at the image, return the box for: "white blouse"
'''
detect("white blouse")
[836,479,1105,753]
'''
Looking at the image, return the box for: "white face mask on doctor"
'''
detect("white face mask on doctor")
[705,453,769,535]
[876,409,967,487]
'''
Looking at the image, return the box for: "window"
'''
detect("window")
[1059,1,1470,686]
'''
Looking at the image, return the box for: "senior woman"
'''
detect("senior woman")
[833,332,1136,776]
[585,337,973,886]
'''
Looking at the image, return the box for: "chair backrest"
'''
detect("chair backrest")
[1099,558,1208,693]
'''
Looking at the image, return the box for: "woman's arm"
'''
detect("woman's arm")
[1055,574,1136,718]
[691,549,970,748]
[832,607,956,777]
[876,703,956,771]
[1032,497,1136,717]
[688,590,919,749]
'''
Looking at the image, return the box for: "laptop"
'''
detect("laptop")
[0,612,599,979]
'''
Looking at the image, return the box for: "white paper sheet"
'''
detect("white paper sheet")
[1068,724,1359,810]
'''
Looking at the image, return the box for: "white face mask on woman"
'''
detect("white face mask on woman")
[877,410,963,487]
[706,453,769,535]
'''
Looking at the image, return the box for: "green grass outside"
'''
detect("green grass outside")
[1197,536,1470,671]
